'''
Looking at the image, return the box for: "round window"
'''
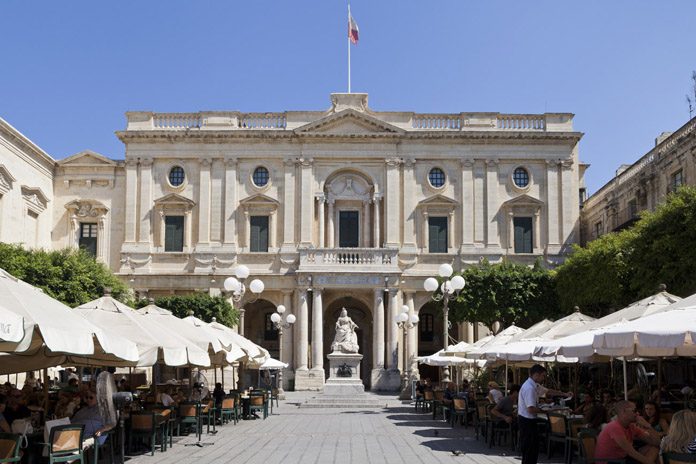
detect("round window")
[168,166,186,187]
[513,167,530,188]
[252,166,269,187]
[428,168,446,188]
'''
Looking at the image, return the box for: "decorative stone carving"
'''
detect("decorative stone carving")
[0,165,16,195]
[21,186,49,214]
[331,308,360,354]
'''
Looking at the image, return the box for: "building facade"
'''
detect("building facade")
[1,93,585,390]
[581,116,696,244]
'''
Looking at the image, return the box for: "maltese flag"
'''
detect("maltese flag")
[348,13,359,44]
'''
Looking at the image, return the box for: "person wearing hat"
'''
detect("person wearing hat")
[488,381,504,405]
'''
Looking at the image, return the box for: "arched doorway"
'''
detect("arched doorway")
[244,299,279,359]
[323,296,373,389]
[416,301,457,383]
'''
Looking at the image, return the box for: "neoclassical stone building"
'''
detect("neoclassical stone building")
[0,93,585,390]
[581,116,696,244]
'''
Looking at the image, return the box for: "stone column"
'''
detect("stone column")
[184,210,192,251]
[402,158,417,251]
[405,292,418,378]
[311,288,323,372]
[124,159,138,244]
[386,289,400,371]
[238,308,246,336]
[474,160,485,245]
[327,199,335,248]
[223,157,238,248]
[280,158,295,251]
[373,194,382,248]
[363,199,371,247]
[461,160,475,250]
[448,210,455,250]
[299,158,313,247]
[138,158,153,245]
[422,211,429,251]
[316,194,325,248]
[534,210,541,250]
[546,160,560,251]
[198,159,211,246]
[282,291,294,371]
[243,210,250,250]
[467,322,475,344]
[508,211,514,251]
[372,288,386,388]
[560,160,574,244]
[210,158,224,243]
[486,159,500,250]
[296,289,309,371]
[384,157,402,247]
[269,210,277,249]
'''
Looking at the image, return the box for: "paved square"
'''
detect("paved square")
[125,393,562,464]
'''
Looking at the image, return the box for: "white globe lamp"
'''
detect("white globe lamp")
[424,277,439,292]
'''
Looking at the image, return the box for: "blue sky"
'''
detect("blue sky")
[1,0,694,193]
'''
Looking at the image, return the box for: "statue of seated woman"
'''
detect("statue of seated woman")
[331,308,359,353]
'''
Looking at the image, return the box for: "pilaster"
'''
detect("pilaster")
[299,158,313,247]
[384,157,402,248]
[280,157,295,252]
[138,157,153,246]
[197,158,211,246]
[223,157,238,249]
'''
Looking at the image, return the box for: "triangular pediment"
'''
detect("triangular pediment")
[502,194,544,208]
[418,194,458,207]
[59,150,117,166]
[239,193,280,206]
[294,109,404,135]
[154,193,196,207]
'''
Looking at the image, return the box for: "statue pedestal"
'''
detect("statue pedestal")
[324,352,364,396]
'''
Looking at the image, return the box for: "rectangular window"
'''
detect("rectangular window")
[594,221,603,239]
[25,210,38,248]
[164,216,184,252]
[419,314,434,342]
[428,216,448,253]
[79,223,98,257]
[671,169,684,192]
[250,215,269,252]
[513,217,533,253]
[264,313,279,341]
[339,211,360,247]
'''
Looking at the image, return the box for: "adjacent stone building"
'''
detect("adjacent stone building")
[581,116,696,244]
[0,93,585,390]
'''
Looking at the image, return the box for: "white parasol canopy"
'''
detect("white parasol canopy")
[257,357,289,370]
[534,290,683,360]
[182,315,246,364]
[0,269,139,373]
[74,295,210,367]
[418,349,483,367]
[208,319,269,365]
[464,325,525,359]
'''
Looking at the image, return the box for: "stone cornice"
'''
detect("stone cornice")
[0,118,56,177]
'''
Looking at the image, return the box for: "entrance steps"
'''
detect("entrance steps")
[299,394,387,409]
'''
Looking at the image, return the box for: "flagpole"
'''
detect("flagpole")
[348,3,351,93]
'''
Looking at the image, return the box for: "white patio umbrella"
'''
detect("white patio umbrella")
[182,315,246,364]
[464,325,526,359]
[485,311,596,362]
[258,357,289,370]
[74,295,210,367]
[208,319,270,365]
[418,349,484,367]
[534,290,683,361]
[0,269,139,373]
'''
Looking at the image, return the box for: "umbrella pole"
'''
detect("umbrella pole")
[221,366,224,391]
[657,358,662,396]
[622,358,628,401]
[43,368,49,411]
[505,359,508,394]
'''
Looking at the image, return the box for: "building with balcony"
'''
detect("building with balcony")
[0,93,585,390]
[581,116,696,244]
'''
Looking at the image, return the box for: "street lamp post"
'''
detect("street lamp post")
[270,305,295,399]
[223,265,265,336]
[396,305,419,400]
[423,263,465,384]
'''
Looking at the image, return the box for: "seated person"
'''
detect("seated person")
[62,378,80,394]
[72,390,113,447]
[3,389,30,426]
[487,381,504,405]
[660,409,696,454]
[443,382,457,404]
[0,394,10,433]
[490,384,519,426]
[156,388,176,407]
[574,392,596,417]
[641,401,669,437]
[54,391,79,419]
[595,400,660,464]
[213,383,225,408]
[415,381,425,399]
[585,403,608,430]
[602,390,617,419]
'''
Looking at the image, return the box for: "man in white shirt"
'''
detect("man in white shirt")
[518,364,570,464]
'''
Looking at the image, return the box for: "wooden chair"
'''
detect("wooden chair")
[150,407,174,451]
[220,397,239,425]
[432,391,446,420]
[200,400,216,434]
[249,394,267,419]
[420,390,434,413]
[577,429,625,464]
[547,412,568,459]
[129,411,165,456]
[474,401,491,441]
[48,424,85,464]
[0,433,21,464]
[449,398,468,427]
[488,410,515,449]
[565,419,585,464]
[177,403,201,440]
[662,452,696,464]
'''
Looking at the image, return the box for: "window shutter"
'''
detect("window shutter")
[165,216,184,252]
[513,217,533,253]
[250,216,269,252]
[428,216,448,253]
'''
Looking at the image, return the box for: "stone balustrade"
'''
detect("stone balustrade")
[239,113,287,129]
[153,113,202,129]
[298,247,399,272]
[496,114,546,130]
[411,113,548,131]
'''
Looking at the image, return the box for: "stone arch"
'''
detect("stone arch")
[415,300,457,383]
[323,295,373,389]
[243,298,279,359]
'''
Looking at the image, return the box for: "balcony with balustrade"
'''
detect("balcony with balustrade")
[297,247,400,274]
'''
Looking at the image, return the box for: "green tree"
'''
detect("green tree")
[553,230,636,317]
[136,293,239,327]
[0,243,130,306]
[628,186,696,298]
[449,259,561,333]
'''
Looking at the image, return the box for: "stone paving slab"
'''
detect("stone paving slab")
[125,392,566,464]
